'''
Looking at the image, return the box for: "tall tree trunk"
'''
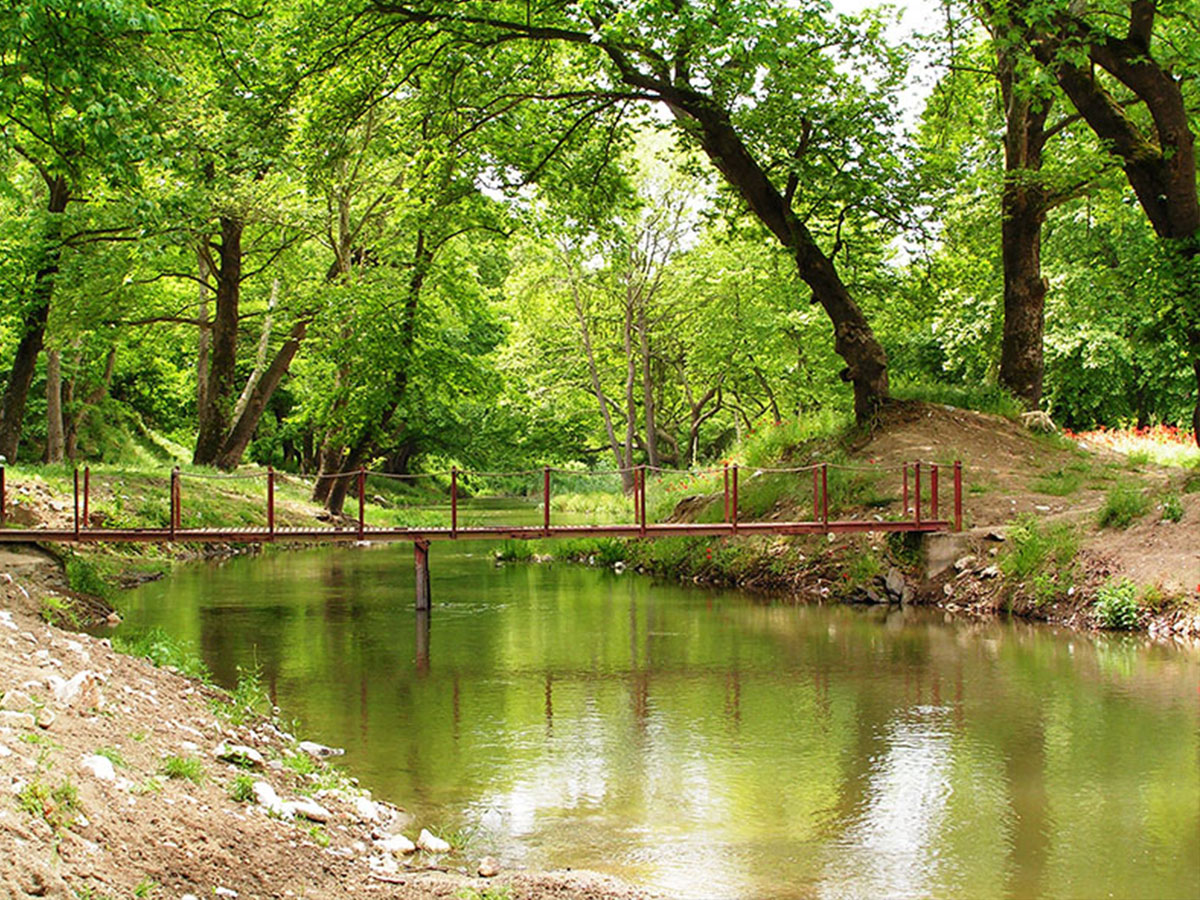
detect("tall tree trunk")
[996,47,1051,409]
[194,216,243,465]
[637,304,659,468]
[621,294,637,485]
[214,317,310,470]
[196,242,212,418]
[44,348,65,463]
[0,175,69,462]
[563,250,633,492]
[231,278,278,425]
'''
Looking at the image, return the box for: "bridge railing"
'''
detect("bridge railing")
[0,459,962,537]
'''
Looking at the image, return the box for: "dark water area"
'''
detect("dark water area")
[117,541,1200,899]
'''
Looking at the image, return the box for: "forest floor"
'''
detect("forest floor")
[1,399,1198,897]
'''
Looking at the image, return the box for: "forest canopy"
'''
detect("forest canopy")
[0,0,1196,507]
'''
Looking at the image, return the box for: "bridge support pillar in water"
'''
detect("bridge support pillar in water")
[414,539,431,611]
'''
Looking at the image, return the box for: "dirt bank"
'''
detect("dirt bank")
[0,550,658,900]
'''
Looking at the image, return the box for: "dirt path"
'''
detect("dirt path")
[0,548,658,900]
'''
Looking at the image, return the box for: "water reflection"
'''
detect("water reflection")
[116,543,1200,900]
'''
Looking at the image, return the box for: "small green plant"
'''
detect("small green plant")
[303,823,330,847]
[283,751,319,777]
[95,746,126,769]
[1097,482,1150,528]
[17,778,80,831]
[39,594,82,628]
[1161,492,1184,523]
[495,540,534,562]
[227,774,256,803]
[132,877,159,898]
[456,886,513,900]
[65,553,113,600]
[1000,516,1079,581]
[160,755,205,784]
[1094,579,1140,630]
[132,776,164,795]
[129,730,148,742]
[210,664,269,725]
[112,627,211,681]
[1032,463,1088,497]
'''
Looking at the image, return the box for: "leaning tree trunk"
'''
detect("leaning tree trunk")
[193,216,243,465]
[0,175,69,462]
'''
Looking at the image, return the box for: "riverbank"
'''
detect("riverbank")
[0,548,659,900]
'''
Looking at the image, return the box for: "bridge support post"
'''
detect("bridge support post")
[414,539,431,611]
[73,469,80,540]
[0,462,5,526]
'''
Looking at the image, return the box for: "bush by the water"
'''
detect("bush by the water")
[1094,579,1140,630]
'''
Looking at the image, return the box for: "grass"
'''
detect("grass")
[95,746,126,769]
[160,755,205,784]
[132,878,159,898]
[890,381,1025,420]
[209,663,270,725]
[1000,516,1079,581]
[1161,492,1184,523]
[39,593,82,628]
[227,774,256,803]
[1031,461,1090,496]
[17,778,80,831]
[112,626,211,681]
[1097,482,1151,529]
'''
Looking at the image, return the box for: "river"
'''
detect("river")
[116,540,1200,899]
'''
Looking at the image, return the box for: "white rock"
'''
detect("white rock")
[353,797,381,822]
[0,711,35,729]
[215,889,238,898]
[80,754,116,782]
[283,798,331,822]
[980,566,1001,579]
[298,740,343,758]
[478,856,501,878]
[953,555,977,572]
[417,828,451,853]
[0,611,16,631]
[252,781,289,817]
[49,670,105,710]
[0,743,11,758]
[377,833,416,856]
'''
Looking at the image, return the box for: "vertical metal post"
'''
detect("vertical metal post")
[73,469,80,540]
[170,467,179,538]
[731,464,739,533]
[902,463,909,515]
[638,466,646,537]
[931,463,939,520]
[723,463,730,523]
[414,539,431,611]
[267,466,275,538]
[0,464,5,526]
[914,462,922,526]
[812,467,819,522]
[83,467,90,530]
[357,468,365,540]
[954,461,963,532]
[450,466,458,539]
[543,466,551,536]
[821,463,829,527]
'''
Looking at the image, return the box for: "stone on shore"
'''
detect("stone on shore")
[298,740,343,758]
[80,754,116,781]
[214,742,265,768]
[377,833,416,856]
[417,828,451,853]
[283,798,332,822]
[478,856,501,877]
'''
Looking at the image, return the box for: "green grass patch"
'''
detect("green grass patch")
[495,540,535,562]
[112,626,211,681]
[39,593,83,628]
[890,381,1025,420]
[1000,516,1079,581]
[1031,462,1090,496]
[161,755,205,784]
[1161,492,1184,523]
[16,778,80,831]
[227,774,256,804]
[1097,482,1150,529]
[209,664,270,726]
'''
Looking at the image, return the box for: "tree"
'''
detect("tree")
[1013,0,1200,440]
[367,0,911,424]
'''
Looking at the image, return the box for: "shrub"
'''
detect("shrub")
[210,664,269,726]
[1000,516,1078,581]
[1161,492,1184,523]
[113,627,211,681]
[227,774,256,803]
[1094,579,1139,630]
[17,779,80,831]
[1098,482,1150,528]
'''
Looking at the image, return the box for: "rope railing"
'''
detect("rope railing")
[0,457,964,540]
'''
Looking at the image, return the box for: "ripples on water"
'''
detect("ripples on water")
[118,543,1200,900]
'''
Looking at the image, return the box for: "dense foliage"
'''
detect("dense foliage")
[0,0,1196,503]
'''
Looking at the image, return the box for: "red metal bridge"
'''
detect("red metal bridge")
[0,460,962,608]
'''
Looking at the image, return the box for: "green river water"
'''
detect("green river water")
[116,539,1200,899]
